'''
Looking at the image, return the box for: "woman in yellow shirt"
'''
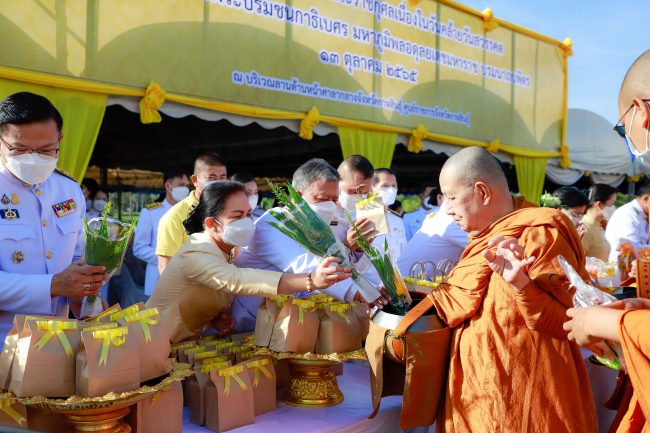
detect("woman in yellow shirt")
[581,184,617,261]
[146,181,353,342]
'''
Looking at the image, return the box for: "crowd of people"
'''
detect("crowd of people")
[0,50,649,432]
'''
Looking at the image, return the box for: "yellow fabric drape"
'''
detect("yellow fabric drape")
[338,127,398,168]
[513,155,548,205]
[0,78,106,182]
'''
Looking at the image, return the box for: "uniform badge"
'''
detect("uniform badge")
[0,208,18,219]
[52,199,78,218]
[10,194,19,205]
[1,194,9,205]
[11,250,24,264]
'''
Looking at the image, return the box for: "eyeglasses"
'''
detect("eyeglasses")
[0,136,60,157]
[613,99,650,138]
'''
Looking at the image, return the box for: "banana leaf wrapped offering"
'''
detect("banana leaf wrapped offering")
[266,180,381,302]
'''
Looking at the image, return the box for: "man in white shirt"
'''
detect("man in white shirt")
[398,199,468,277]
[231,173,264,220]
[403,181,439,240]
[371,168,407,260]
[605,183,650,263]
[232,158,373,331]
[133,167,190,296]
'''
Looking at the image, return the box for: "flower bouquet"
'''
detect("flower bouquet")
[81,202,137,317]
[266,181,381,303]
[345,214,412,315]
[539,192,561,208]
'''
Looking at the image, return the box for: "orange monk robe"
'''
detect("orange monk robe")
[431,199,597,433]
[616,310,650,433]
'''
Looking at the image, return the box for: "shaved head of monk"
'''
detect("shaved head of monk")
[618,50,650,157]
[439,146,514,236]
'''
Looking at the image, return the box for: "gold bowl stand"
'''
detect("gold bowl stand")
[283,359,343,408]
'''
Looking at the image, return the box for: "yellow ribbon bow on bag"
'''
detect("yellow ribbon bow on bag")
[245,358,273,387]
[108,304,141,322]
[218,365,247,396]
[273,295,290,309]
[292,299,316,325]
[201,360,231,375]
[92,327,128,366]
[171,341,195,355]
[34,320,78,358]
[328,304,352,325]
[0,399,26,427]
[87,304,121,323]
[124,308,160,343]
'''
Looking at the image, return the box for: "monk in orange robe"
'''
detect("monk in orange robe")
[565,298,650,432]
[430,147,597,433]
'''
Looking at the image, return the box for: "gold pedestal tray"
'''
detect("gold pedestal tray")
[10,362,192,433]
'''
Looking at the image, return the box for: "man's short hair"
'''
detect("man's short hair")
[231,172,255,184]
[292,158,340,192]
[194,152,226,174]
[339,155,374,179]
[373,168,396,186]
[415,180,437,195]
[163,167,188,184]
[0,92,63,132]
[636,178,650,197]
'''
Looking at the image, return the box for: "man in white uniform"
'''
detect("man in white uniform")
[398,199,468,277]
[0,92,106,338]
[403,181,438,240]
[133,167,190,296]
[232,158,375,331]
[371,168,407,260]
[605,182,650,263]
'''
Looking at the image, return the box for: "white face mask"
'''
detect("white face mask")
[377,187,398,206]
[92,199,107,213]
[171,186,190,202]
[339,190,365,213]
[217,217,255,247]
[5,153,58,185]
[625,107,650,167]
[308,200,337,225]
[561,209,582,227]
[248,194,259,210]
[603,205,616,221]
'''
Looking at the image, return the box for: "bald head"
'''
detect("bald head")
[619,50,650,111]
[441,147,509,192]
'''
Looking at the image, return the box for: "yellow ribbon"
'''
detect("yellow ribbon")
[193,351,222,362]
[34,320,78,358]
[485,139,501,154]
[559,143,572,168]
[308,293,334,304]
[109,304,141,322]
[562,37,573,57]
[92,327,128,366]
[245,358,273,387]
[407,124,428,153]
[184,346,207,356]
[200,360,231,375]
[292,299,316,325]
[356,193,381,210]
[87,304,121,323]
[0,399,26,427]
[273,295,290,309]
[239,351,255,361]
[480,7,499,32]
[218,365,247,395]
[229,345,253,354]
[139,81,166,124]
[328,304,352,325]
[214,342,237,352]
[124,308,160,343]
[299,106,320,140]
[83,323,118,331]
[629,174,642,183]
[171,341,195,355]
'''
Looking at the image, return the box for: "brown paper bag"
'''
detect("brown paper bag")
[350,302,370,343]
[0,315,31,389]
[76,325,140,397]
[205,365,255,432]
[254,296,289,347]
[26,406,69,432]
[85,303,121,324]
[192,351,226,366]
[316,303,360,354]
[0,396,27,429]
[10,318,80,397]
[130,381,183,433]
[228,345,254,363]
[273,358,291,390]
[171,341,196,362]
[234,349,256,364]
[198,335,229,347]
[212,342,237,356]
[188,360,231,426]
[119,308,172,382]
[356,196,388,235]
[241,356,276,415]
[269,299,320,353]
[185,346,207,366]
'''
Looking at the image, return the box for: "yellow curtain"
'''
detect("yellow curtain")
[513,155,548,204]
[338,127,397,168]
[0,78,107,182]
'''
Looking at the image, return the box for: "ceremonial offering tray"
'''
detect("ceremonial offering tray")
[5,362,191,433]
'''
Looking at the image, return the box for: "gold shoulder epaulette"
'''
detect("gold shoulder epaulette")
[145,202,162,210]
[54,168,77,182]
[426,211,438,219]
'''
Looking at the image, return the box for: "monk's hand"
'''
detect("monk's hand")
[345,217,377,252]
[210,312,235,337]
[483,236,535,290]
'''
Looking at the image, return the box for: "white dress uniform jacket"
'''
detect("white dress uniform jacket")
[0,164,85,339]
[403,205,438,240]
[370,211,407,261]
[605,198,649,263]
[133,199,172,295]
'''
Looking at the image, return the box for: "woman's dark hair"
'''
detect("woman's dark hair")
[586,184,617,207]
[183,181,246,235]
[552,186,589,208]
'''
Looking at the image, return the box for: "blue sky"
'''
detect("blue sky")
[460,0,650,123]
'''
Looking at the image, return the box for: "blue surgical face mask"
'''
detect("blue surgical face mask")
[625,107,650,167]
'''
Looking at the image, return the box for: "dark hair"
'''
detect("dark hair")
[373,168,396,186]
[231,172,255,184]
[164,167,188,184]
[586,184,617,207]
[552,186,589,208]
[93,188,109,200]
[183,181,246,234]
[415,180,437,195]
[82,178,99,198]
[339,154,374,179]
[636,178,650,197]
[0,92,63,132]
[194,152,227,173]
